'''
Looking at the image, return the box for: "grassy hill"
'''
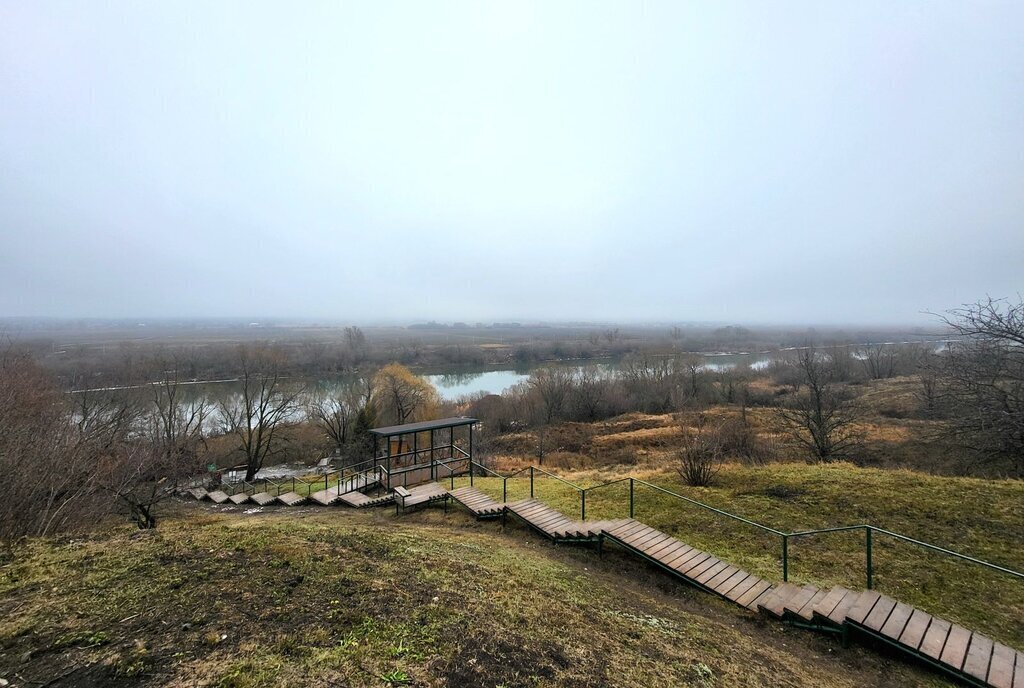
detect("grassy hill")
[1,504,955,688]
[457,461,1024,650]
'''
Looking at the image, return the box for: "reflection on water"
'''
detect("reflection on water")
[424,354,772,400]
[125,353,776,408]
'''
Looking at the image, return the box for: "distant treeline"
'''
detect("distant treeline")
[7,321,943,391]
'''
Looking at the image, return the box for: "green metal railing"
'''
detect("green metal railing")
[463,465,1024,607]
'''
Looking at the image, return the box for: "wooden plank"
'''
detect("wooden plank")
[695,561,730,586]
[705,565,740,592]
[723,574,759,602]
[1016,650,1024,688]
[527,511,569,529]
[229,493,250,504]
[827,590,863,625]
[649,540,687,562]
[638,533,675,554]
[897,609,933,650]
[846,590,882,625]
[250,492,277,506]
[862,595,898,632]
[795,588,829,621]
[812,586,849,620]
[714,570,749,597]
[278,492,305,506]
[537,513,575,530]
[781,585,819,617]
[663,546,696,568]
[986,643,1016,688]
[879,601,915,640]
[758,583,799,617]
[961,634,994,683]
[676,552,713,576]
[735,580,772,608]
[741,581,770,610]
[756,585,793,617]
[919,618,952,661]
[618,528,661,549]
[608,520,646,538]
[510,502,547,518]
[509,504,548,521]
[648,537,685,560]
[670,548,706,570]
[938,624,971,671]
[631,529,669,550]
[686,556,722,581]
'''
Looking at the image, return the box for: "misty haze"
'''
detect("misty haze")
[1,3,1022,688]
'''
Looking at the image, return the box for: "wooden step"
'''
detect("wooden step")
[397,483,448,509]
[277,491,306,506]
[309,487,341,506]
[250,492,277,506]
[985,641,1020,688]
[207,490,230,504]
[791,586,830,621]
[229,492,250,504]
[337,490,393,508]
[757,583,801,618]
[187,487,208,500]
[448,486,504,517]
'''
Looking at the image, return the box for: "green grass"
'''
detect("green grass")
[454,462,1024,649]
[0,506,951,687]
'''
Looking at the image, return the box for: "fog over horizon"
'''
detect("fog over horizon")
[2,2,1022,326]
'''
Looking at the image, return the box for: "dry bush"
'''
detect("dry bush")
[0,352,110,539]
[716,417,777,465]
[676,416,724,487]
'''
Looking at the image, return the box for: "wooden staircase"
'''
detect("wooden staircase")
[448,486,504,519]
[600,520,1023,688]
[181,471,1024,687]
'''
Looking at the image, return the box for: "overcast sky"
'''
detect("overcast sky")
[1,2,1021,325]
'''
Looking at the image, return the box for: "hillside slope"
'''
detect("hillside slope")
[0,505,953,687]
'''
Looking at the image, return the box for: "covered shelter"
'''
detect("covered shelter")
[369,417,478,488]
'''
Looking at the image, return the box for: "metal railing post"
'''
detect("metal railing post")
[470,460,474,487]
[782,534,789,583]
[629,478,634,519]
[866,527,873,590]
[530,466,534,498]
[502,477,507,504]
[581,490,586,520]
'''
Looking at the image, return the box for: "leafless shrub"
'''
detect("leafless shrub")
[676,415,723,487]
[716,417,776,465]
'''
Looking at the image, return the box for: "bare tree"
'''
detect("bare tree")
[305,375,375,454]
[571,367,608,421]
[826,343,857,381]
[0,352,102,539]
[932,296,1024,476]
[217,346,302,481]
[527,367,573,424]
[99,364,211,528]
[858,343,897,380]
[775,349,860,462]
[344,326,368,363]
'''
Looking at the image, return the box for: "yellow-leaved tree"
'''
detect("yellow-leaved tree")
[372,363,440,427]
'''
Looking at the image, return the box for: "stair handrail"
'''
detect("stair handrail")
[460,466,1024,604]
[785,523,1024,591]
